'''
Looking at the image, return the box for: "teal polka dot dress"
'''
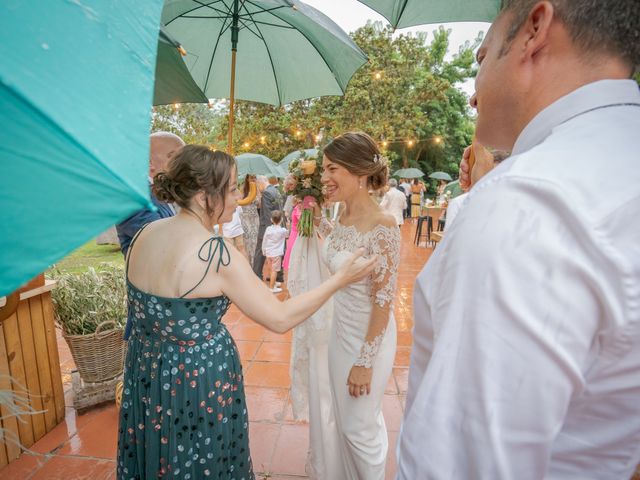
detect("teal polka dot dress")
[117,233,254,480]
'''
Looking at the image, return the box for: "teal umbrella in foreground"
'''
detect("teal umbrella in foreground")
[236,153,286,179]
[0,0,165,296]
[429,171,453,181]
[162,0,367,151]
[394,168,425,179]
[154,26,208,105]
[357,0,501,29]
[280,149,319,172]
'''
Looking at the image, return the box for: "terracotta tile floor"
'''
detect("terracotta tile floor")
[1,222,431,479]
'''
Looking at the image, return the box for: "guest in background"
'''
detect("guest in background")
[240,174,260,265]
[223,205,246,258]
[400,178,412,219]
[252,176,283,278]
[262,210,288,293]
[410,178,425,218]
[116,132,185,256]
[283,197,301,275]
[380,178,407,226]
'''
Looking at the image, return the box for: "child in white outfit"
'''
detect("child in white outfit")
[261,210,288,293]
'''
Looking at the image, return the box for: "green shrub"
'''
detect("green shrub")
[51,264,127,335]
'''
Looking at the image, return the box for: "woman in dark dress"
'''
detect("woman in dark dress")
[117,145,375,480]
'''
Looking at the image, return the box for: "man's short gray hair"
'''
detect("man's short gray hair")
[256,175,268,186]
[388,178,398,188]
[150,131,185,145]
[500,0,639,74]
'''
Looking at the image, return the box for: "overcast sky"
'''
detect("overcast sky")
[303,0,490,97]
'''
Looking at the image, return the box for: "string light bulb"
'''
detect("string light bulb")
[243,142,250,149]
[374,71,382,80]
[260,136,266,144]
[173,103,180,110]
[434,136,442,144]
[382,140,388,148]
[407,140,415,148]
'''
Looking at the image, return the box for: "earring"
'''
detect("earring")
[359,181,363,190]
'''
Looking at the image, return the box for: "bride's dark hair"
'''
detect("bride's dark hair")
[323,132,388,190]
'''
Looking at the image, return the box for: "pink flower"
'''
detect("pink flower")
[302,196,316,209]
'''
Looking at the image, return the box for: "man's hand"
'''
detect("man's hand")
[459,145,472,192]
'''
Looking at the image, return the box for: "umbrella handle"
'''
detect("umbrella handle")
[237,181,257,206]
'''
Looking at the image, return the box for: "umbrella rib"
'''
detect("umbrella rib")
[394,0,410,29]
[244,0,352,94]
[166,0,230,25]
[240,3,284,105]
[204,14,233,91]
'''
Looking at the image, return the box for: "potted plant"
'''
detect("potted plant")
[51,264,127,384]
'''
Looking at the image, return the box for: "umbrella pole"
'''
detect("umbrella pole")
[227,0,240,155]
[227,50,237,155]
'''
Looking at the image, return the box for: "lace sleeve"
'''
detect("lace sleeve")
[370,224,401,308]
[316,217,333,239]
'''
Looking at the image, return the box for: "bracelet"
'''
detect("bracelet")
[313,215,323,220]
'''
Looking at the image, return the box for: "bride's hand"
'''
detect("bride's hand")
[347,365,373,398]
[334,248,377,288]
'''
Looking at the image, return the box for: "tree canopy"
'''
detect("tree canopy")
[152,23,482,180]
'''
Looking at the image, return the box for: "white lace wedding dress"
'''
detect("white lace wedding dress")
[289,217,400,479]
[322,220,400,479]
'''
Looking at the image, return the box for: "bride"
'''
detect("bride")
[298,132,400,479]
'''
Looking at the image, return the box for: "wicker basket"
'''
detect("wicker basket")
[63,320,126,383]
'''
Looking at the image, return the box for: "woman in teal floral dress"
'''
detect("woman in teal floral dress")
[117,145,376,480]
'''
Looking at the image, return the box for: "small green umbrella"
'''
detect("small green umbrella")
[236,153,286,179]
[280,149,319,172]
[394,168,425,179]
[429,171,453,181]
[357,0,501,29]
[162,0,367,152]
[0,0,165,297]
[154,26,208,105]
[444,180,464,198]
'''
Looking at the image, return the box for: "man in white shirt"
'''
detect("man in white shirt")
[380,179,407,226]
[398,1,640,479]
[222,205,246,258]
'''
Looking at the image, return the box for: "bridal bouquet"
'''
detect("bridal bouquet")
[288,150,325,237]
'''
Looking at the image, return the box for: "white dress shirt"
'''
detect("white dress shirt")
[222,206,244,238]
[380,188,407,226]
[261,224,287,257]
[398,80,640,480]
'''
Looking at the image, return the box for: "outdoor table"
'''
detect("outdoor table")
[422,206,446,231]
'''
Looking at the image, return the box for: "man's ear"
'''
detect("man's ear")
[521,1,555,61]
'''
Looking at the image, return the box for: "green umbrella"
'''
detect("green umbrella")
[357,0,501,29]
[162,0,367,151]
[236,153,287,179]
[444,180,464,198]
[0,0,165,297]
[280,149,319,172]
[154,26,209,105]
[394,168,425,179]
[429,171,453,181]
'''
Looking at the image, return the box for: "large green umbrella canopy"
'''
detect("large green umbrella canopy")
[154,26,209,105]
[0,0,165,297]
[236,153,286,179]
[161,0,367,150]
[280,149,319,172]
[429,171,453,181]
[357,0,501,29]
[394,168,425,179]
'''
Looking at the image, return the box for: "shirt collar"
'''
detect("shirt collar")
[512,79,640,155]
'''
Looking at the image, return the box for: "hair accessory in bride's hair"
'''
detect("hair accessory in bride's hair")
[373,154,388,167]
